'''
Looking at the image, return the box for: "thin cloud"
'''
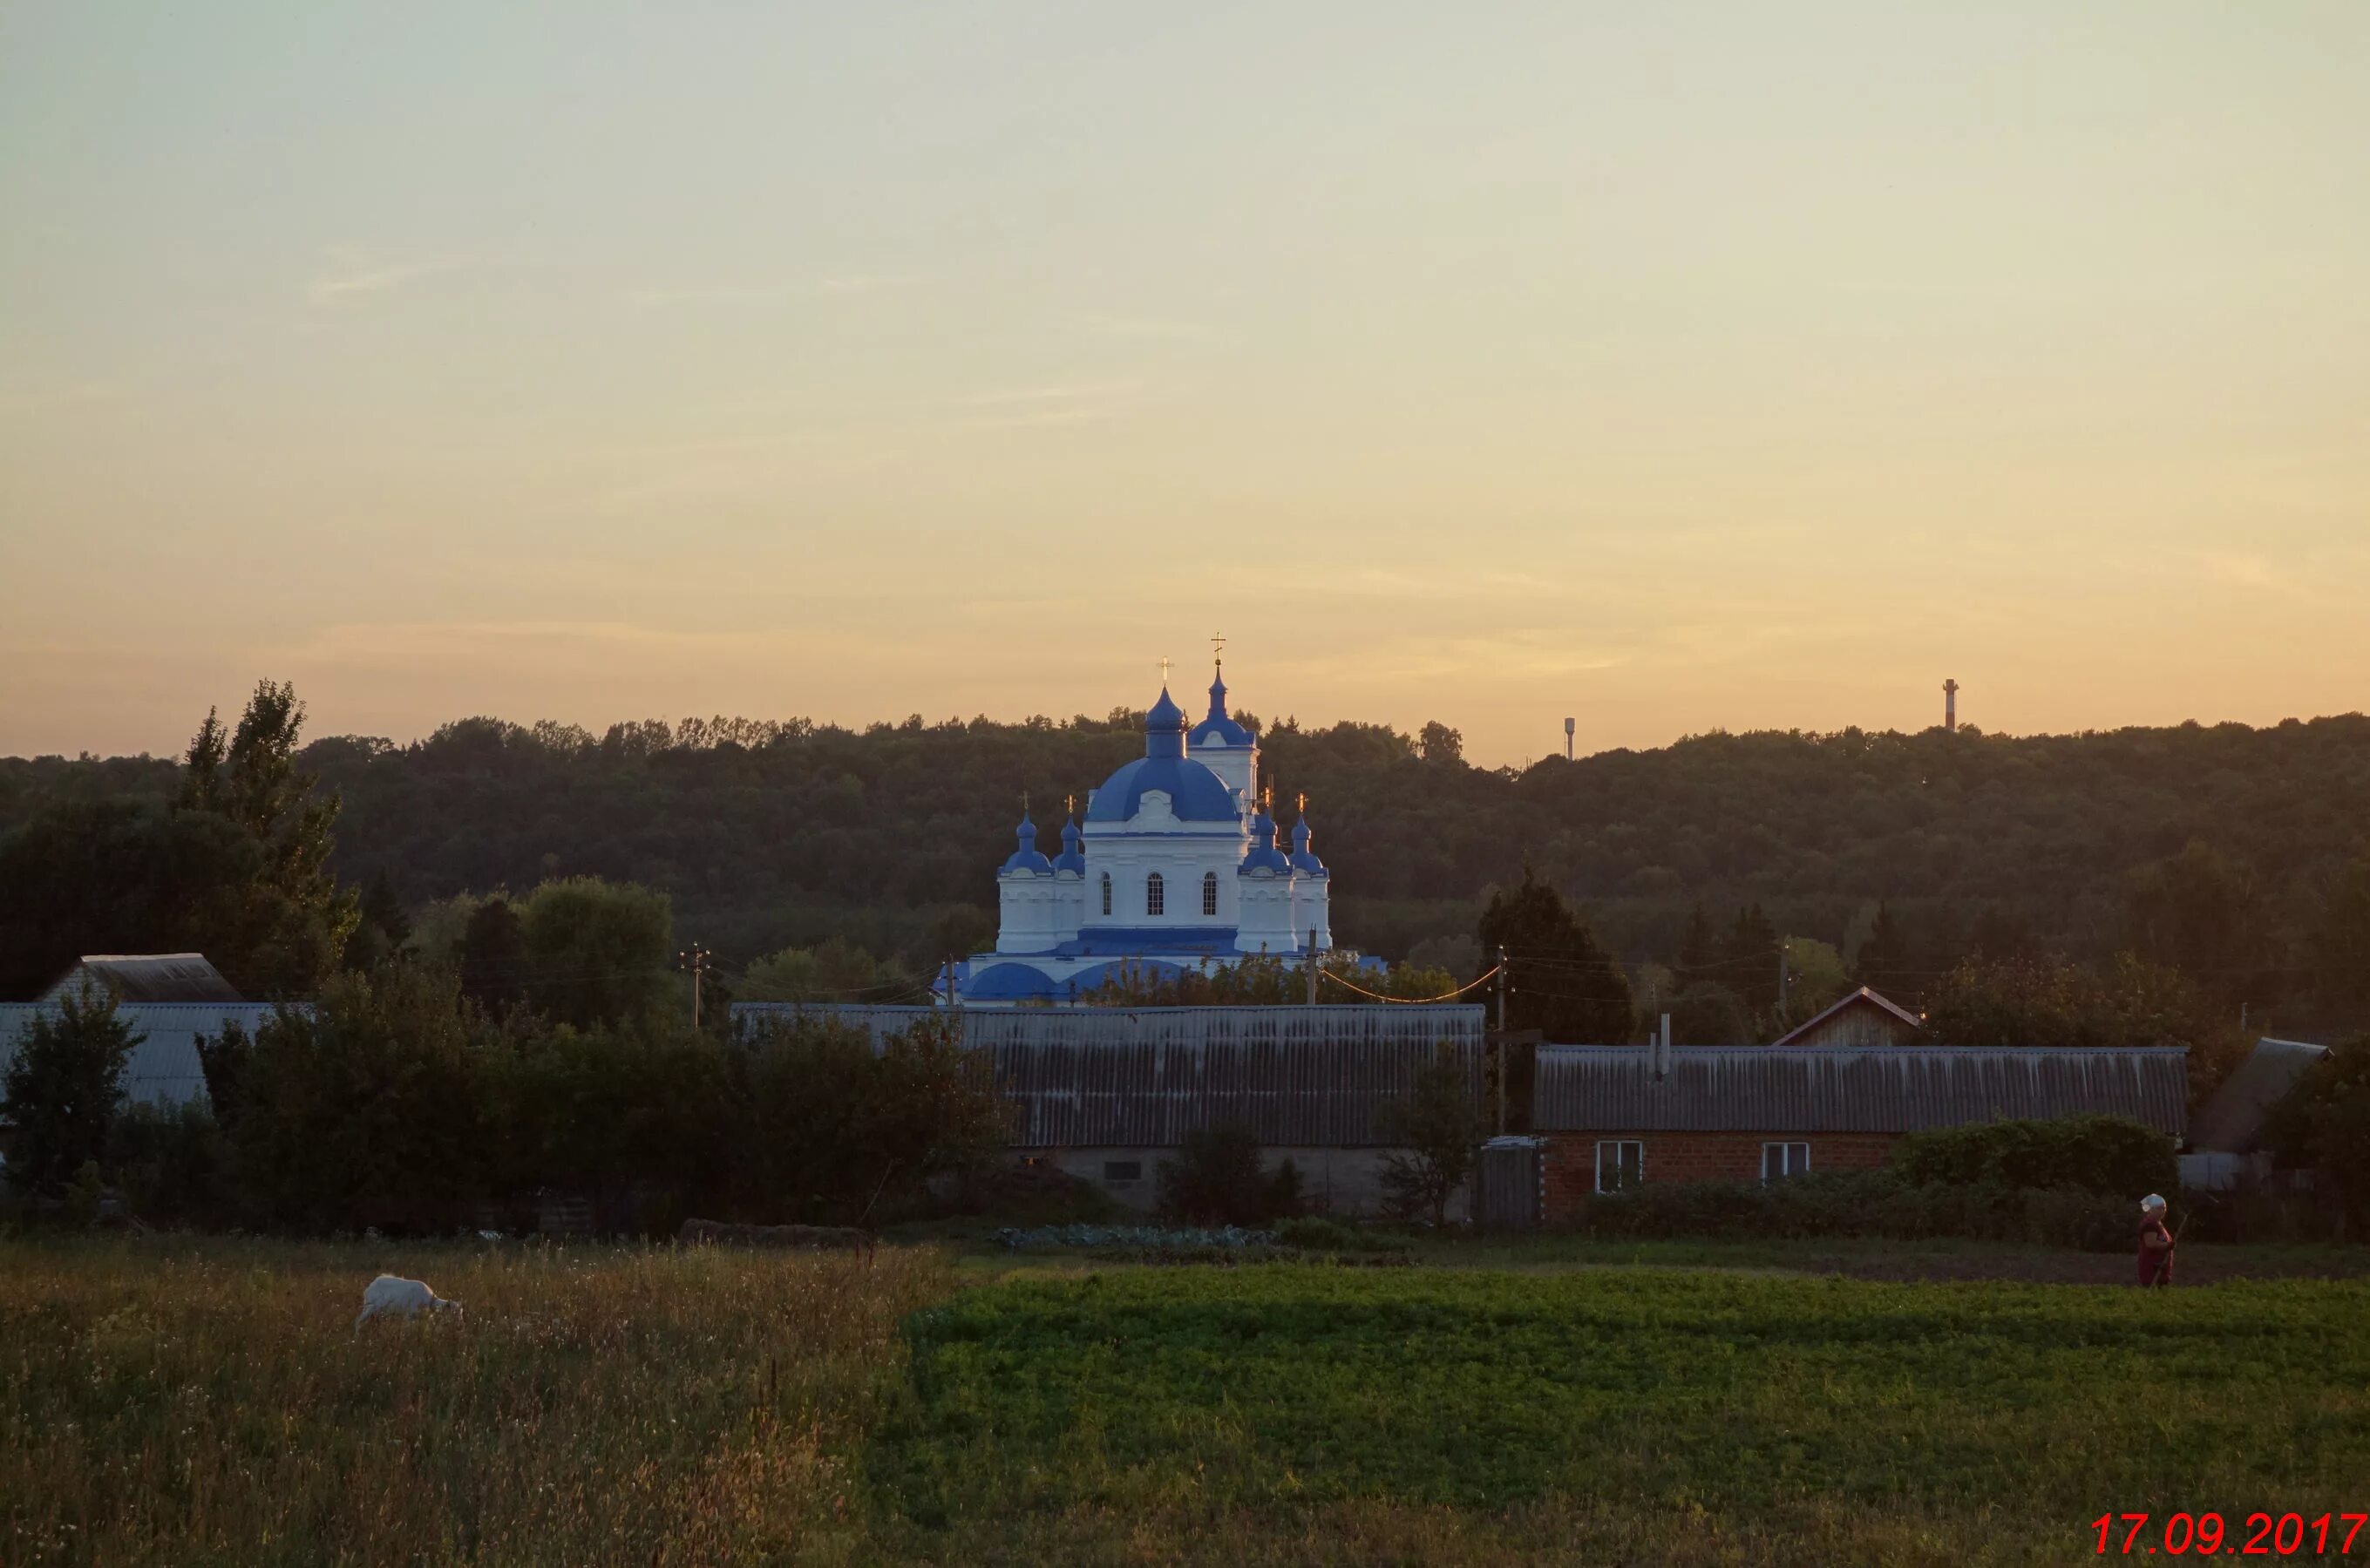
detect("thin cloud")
[308,248,472,303]
[1077,312,1227,343]
[620,273,914,307]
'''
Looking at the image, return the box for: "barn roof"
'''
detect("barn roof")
[0,1001,291,1110]
[38,954,242,1005]
[1768,986,1922,1048]
[2186,1037,2330,1153]
[735,1002,1490,1148]
[1535,1044,2188,1138]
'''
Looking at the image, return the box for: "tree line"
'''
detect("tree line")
[5,696,2365,1040]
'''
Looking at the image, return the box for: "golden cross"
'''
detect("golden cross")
[1261,785,1273,811]
[1064,793,1076,816]
[1211,632,1226,664]
[1158,655,1171,684]
[1297,791,1307,814]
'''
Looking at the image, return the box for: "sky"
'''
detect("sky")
[2,3,2364,768]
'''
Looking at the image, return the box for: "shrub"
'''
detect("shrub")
[1156,1124,1300,1226]
[2262,1034,2370,1230]
[1275,1216,1414,1254]
[1574,1171,2135,1252]
[3,983,144,1202]
[1375,1049,1480,1226]
[1890,1115,2176,1198]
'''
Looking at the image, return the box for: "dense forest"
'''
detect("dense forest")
[4,702,2368,1037]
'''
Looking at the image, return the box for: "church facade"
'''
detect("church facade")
[951,663,1337,1005]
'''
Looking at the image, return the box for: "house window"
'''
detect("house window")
[1595,1139,1644,1193]
[1762,1142,1811,1181]
[1100,872,1112,915]
[1202,870,1219,916]
[1104,1160,1143,1183]
[1145,871,1165,915]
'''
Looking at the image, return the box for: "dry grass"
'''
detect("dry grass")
[0,1236,947,1566]
[10,1238,2367,1566]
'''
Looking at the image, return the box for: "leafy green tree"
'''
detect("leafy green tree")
[740,937,918,1003]
[1676,904,1717,973]
[456,897,531,1012]
[179,681,360,995]
[1375,1049,1481,1226]
[2,983,142,1198]
[1477,866,1633,1042]
[0,799,255,998]
[2312,852,2370,1026]
[1416,721,1464,766]
[734,1012,1007,1222]
[1154,1123,1299,1226]
[2128,839,2273,1008]
[1923,953,2250,1097]
[519,877,675,1031]
[1851,902,1914,1000]
[2263,1035,2370,1229]
[1667,980,1752,1045]
[206,967,486,1232]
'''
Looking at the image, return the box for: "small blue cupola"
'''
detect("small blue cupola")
[1144,685,1189,760]
[1189,662,1255,748]
[1239,804,1291,873]
[1053,811,1087,874]
[1001,808,1053,874]
[1290,808,1328,876]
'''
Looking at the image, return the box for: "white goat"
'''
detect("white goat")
[354,1273,463,1331]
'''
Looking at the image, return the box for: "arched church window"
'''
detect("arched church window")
[1100,872,1112,916]
[1145,872,1165,916]
[1202,871,1219,916]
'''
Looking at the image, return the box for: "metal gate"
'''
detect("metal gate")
[1477,1136,1544,1230]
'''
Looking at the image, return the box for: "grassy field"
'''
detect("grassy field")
[6,1237,2367,1565]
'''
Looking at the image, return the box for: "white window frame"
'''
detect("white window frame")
[1202,870,1220,916]
[1762,1141,1811,1181]
[1595,1139,1644,1193]
[1099,872,1112,915]
[1145,871,1165,916]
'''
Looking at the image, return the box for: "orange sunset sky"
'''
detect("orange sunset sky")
[3,3,2364,767]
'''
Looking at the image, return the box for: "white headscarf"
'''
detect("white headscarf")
[2140,1193,2167,1213]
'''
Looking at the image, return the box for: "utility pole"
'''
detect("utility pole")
[1494,946,1510,1135]
[678,943,712,1030]
[1304,932,1317,1006]
[1776,937,1789,1028]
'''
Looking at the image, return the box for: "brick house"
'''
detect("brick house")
[1533,1042,2189,1222]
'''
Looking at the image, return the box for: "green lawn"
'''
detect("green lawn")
[7,1238,2367,1565]
[873,1265,2370,1564]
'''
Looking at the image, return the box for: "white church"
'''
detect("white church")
[947,661,1347,1005]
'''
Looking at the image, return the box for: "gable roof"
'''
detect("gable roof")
[38,954,242,1005]
[1535,1044,2188,1138]
[2186,1037,2331,1153]
[1769,986,1923,1049]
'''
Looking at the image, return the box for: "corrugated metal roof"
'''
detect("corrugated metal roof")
[1534,1044,2188,1138]
[0,1002,290,1110]
[736,1003,1489,1148]
[2187,1037,2329,1153]
[39,954,242,1005]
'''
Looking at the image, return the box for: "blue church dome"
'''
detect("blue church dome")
[1239,804,1290,872]
[1085,685,1239,823]
[1290,812,1328,876]
[1188,667,1255,748]
[1000,809,1053,874]
[1087,756,1239,824]
[1052,813,1087,873]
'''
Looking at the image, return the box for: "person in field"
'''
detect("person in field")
[2136,1193,2176,1286]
